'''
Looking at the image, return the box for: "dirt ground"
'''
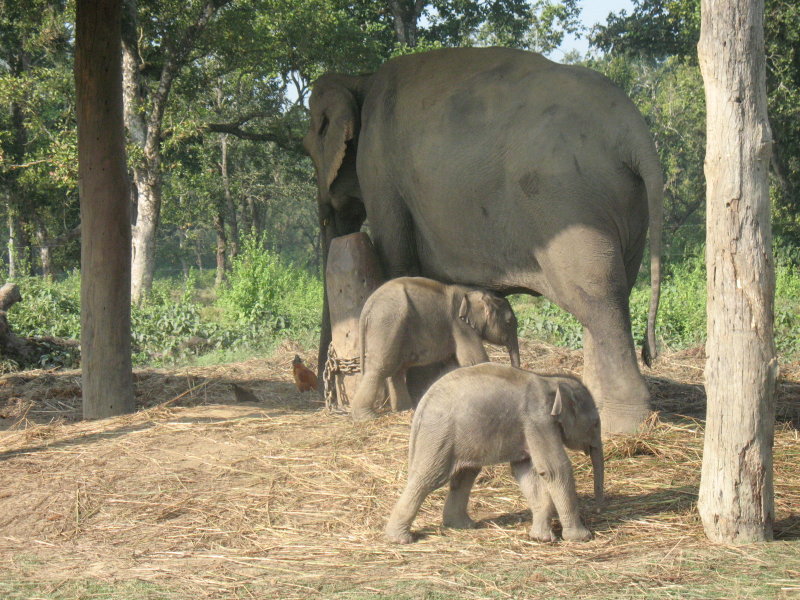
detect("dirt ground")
[0,339,798,599]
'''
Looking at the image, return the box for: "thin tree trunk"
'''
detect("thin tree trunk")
[213,205,227,287]
[697,0,777,543]
[130,166,161,300]
[177,227,190,279]
[34,218,53,280]
[6,211,17,280]
[75,0,134,419]
[221,134,239,258]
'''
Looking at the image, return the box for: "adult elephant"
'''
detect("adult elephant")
[304,47,662,434]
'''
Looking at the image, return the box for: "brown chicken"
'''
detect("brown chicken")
[292,355,318,392]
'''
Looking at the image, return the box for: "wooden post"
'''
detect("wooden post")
[697,0,777,542]
[75,0,135,418]
[325,233,384,408]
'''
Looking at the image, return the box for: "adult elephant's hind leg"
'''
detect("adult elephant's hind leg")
[542,229,650,434]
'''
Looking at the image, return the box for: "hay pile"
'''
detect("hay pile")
[0,339,798,599]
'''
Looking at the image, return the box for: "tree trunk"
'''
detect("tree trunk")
[34,217,54,280]
[7,211,17,280]
[75,0,135,419]
[697,0,777,543]
[130,166,162,301]
[177,227,190,279]
[220,134,239,259]
[213,204,227,288]
[387,0,424,46]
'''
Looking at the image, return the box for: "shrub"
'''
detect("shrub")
[6,272,82,339]
[216,235,323,334]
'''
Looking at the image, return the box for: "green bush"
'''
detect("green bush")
[630,255,707,352]
[215,235,323,333]
[6,272,82,339]
[511,295,583,349]
[513,253,799,359]
[775,254,800,357]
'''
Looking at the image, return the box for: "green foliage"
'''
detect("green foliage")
[514,254,800,359]
[588,0,800,249]
[774,252,800,357]
[216,235,322,333]
[511,295,583,349]
[630,256,707,351]
[6,273,81,339]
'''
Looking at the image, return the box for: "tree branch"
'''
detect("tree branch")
[205,122,304,154]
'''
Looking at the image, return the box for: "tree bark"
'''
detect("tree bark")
[221,134,239,259]
[34,217,53,280]
[387,0,425,46]
[75,0,135,419]
[6,211,18,280]
[213,204,227,288]
[697,0,777,543]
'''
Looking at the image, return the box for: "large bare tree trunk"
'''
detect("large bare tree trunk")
[697,0,777,543]
[75,0,135,419]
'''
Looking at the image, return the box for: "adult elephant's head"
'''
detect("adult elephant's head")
[303,73,370,252]
[303,73,372,384]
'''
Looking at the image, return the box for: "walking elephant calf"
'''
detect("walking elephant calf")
[351,277,520,421]
[385,363,604,544]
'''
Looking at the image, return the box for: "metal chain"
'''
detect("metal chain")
[323,342,361,412]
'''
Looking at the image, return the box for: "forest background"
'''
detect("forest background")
[0,0,798,370]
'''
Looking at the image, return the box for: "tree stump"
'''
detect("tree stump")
[325,232,384,410]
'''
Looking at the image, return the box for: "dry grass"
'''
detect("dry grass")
[0,339,798,599]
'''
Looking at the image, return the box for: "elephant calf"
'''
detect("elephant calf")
[385,363,603,544]
[351,277,519,421]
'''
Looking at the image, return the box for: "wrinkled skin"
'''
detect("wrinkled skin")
[385,363,603,544]
[304,47,662,434]
[351,277,520,421]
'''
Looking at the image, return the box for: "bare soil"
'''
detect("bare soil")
[0,339,798,599]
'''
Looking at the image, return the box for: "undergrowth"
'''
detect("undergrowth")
[4,249,799,370]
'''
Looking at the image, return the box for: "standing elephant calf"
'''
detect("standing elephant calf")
[385,363,603,544]
[351,277,519,421]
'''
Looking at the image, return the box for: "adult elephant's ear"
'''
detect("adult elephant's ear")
[304,75,360,193]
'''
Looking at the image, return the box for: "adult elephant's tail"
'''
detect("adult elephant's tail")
[634,145,663,368]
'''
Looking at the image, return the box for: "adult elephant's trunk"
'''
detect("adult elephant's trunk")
[316,219,338,392]
[589,442,604,503]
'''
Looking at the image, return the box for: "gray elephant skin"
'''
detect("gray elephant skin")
[385,363,603,544]
[304,46,662,434]
[351,276,520,421]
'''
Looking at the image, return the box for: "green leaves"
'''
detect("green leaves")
[216,234,322,332]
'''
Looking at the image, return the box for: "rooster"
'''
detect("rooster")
[292,355,318,392]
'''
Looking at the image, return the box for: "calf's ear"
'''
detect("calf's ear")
[551,383,575,418]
